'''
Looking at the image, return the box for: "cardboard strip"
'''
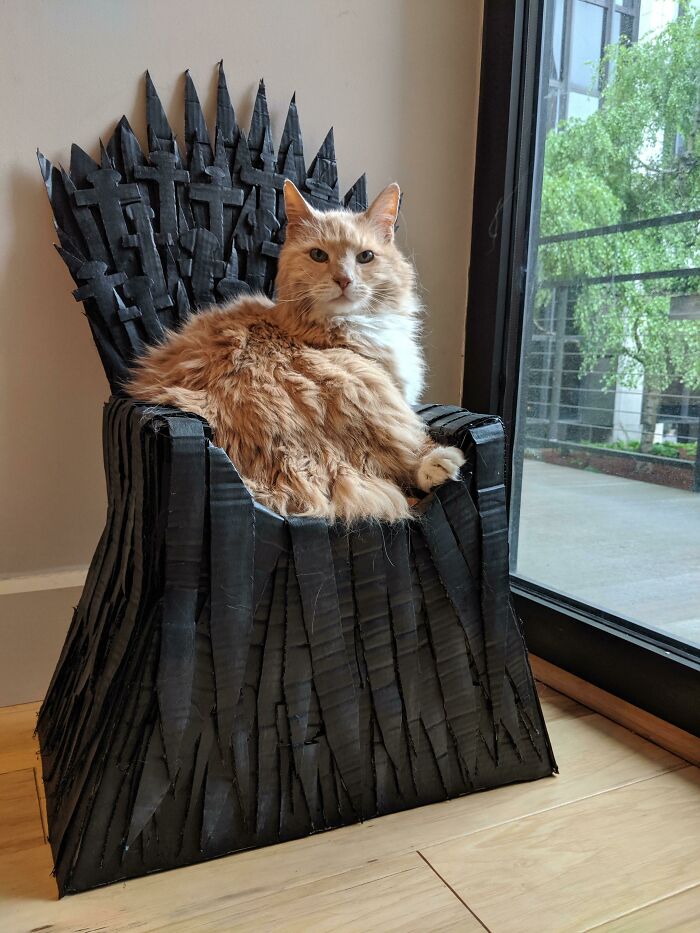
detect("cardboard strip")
[158,417,206,776]
[289,518,362,815]
[283,550,316,820]
[208,444,255,756]
[255,553,288,837]
[423,494,486,684]
[385,524,420,757]
[412,523,477,789]
[468,420,516,757]
[350,524,405,777]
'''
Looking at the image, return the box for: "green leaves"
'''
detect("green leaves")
[537,8,700,394]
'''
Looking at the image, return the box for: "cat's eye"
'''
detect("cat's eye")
[309,247,329,263]
[356,250,375,264]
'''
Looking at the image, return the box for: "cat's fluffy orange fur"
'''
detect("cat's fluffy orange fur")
[126,181,465,522]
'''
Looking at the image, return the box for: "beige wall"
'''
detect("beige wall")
[0,0,483,701]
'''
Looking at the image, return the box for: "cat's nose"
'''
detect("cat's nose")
[333,274,352,291]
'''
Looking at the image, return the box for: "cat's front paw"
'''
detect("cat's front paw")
[416,446,465,492]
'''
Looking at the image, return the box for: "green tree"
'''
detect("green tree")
[538,7,700,450]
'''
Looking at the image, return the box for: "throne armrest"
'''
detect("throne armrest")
[416,403,506,491]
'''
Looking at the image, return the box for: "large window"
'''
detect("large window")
[513,0,700,654]
[466,0,700,732]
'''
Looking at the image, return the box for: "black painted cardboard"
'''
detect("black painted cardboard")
[37,68,556,896]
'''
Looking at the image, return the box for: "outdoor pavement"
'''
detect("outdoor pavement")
[516,460,700,650]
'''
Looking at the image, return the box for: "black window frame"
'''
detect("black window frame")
[464,0,700,737]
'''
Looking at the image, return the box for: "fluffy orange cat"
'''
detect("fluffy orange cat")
[126,181,465,522]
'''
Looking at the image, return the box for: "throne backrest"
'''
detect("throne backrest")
[39,63,368,392]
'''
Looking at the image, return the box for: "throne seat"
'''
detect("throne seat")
[37,66,556,895]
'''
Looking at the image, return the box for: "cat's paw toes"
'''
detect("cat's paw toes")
[416,446,465,492]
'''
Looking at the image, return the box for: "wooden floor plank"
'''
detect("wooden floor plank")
[0,691,692,931]
[589,883,700,932]
[0,703,40,776]
[420,766,700,933]
[0,848,478,933]
[534,682,592,722]
[145,854,479,933]
[0,770,45,855]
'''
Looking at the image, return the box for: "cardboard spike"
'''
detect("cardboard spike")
[37,149,55,194]
[99,140,114,171]
[278,92,304,176]
[55,244,85,278]
[69,143,100,187]
[118,120,148,182]
[56,227,87,265]
[184,69,212,161]
[189,132,209,181]
[105,120,127,178]
[305,127,340,209]
[216,60,238,145]
[213,128,229,173]
[145,70,175,151]
[344,174,368,213]
[174,277,191,321]
[248,78,271,164]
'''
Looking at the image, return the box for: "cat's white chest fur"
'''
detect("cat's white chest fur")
[351,308,426,406]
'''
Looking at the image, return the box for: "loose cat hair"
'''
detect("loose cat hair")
[126,181,465,522]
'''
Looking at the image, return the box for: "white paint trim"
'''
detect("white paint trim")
[0,567,88,597]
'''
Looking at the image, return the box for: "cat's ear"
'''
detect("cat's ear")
[283,180,314,229]
[366,183,401,242]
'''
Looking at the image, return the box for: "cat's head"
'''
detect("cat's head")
[275,180,417,323]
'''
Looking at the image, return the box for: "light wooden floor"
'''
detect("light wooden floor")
[0,685,698,932]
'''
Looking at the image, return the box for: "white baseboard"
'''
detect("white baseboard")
[0,582,85,705]
[0,566,89,597]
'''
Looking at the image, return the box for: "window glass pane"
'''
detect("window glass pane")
[551,0,566,80]
[612,10,635,44]
[511,0,700,652]
[569,0,606,89]
[567,90,600,120]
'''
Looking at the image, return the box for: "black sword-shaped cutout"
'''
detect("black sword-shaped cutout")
[233,184,280,293]
[188,158,243,249]
[122,276,171,341]
[179,227,225,308]
[115,291,145,354]
[70,259,131,359]
[134,151,189,240]
[122,201,167,295]
[73,164,142,272]
[59,164,111,266]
